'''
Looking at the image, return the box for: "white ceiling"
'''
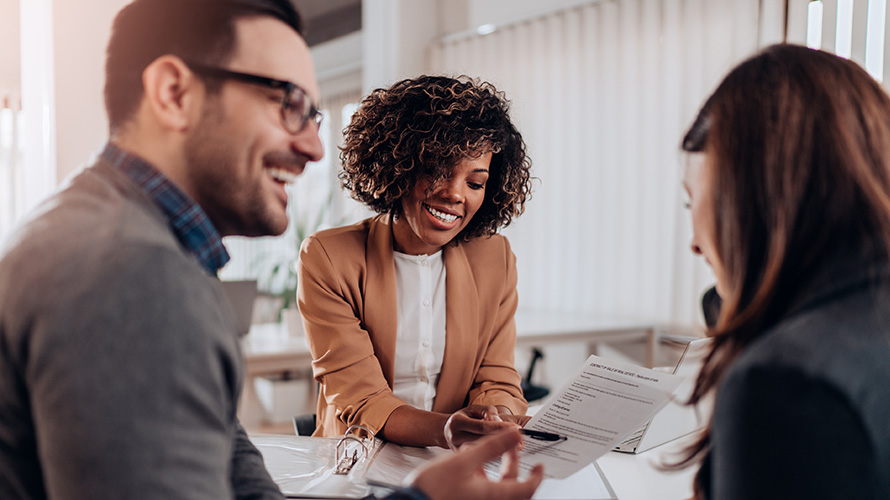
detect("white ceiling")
[294,0,360,19]
[294,0,362,46]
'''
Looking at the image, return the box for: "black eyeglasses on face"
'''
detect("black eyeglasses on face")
[186,62,322,134]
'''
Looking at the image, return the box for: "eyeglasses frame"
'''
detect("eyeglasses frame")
[185,62,322,134]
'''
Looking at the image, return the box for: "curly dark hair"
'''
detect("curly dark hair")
[339,75,532,242]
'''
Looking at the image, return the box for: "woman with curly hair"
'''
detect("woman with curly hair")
[297,75,533,448]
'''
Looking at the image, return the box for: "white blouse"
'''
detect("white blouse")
[391,250,447,411]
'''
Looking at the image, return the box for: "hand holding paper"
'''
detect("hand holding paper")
[516,354,684,479]
[444,404,520,449]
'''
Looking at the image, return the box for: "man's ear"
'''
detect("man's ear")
[141,55,203,132]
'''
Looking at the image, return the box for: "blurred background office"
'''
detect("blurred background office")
[2,0,887,428]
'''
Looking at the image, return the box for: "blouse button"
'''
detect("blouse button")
[423,299,430,306]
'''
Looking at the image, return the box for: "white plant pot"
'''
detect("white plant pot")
[254,373,314,424]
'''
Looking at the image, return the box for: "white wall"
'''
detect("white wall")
[53,0,127,181]
[0,0,21,237]
[429,0,779,327]
[312,31,363,97]
[0,0,20,103]
[467,0,602,31]
[362,0,439,92]
[27,0,365,182]
[21,0,623,184]
[18,0,58,216]
[9,0,127,185]
[436,0,469,35]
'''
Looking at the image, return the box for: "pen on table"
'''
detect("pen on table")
[519,428,567,441]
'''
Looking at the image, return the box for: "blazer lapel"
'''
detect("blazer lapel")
[363,214,399,385]
[433,243,480,412]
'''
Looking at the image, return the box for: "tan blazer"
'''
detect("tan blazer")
[297,214,527,437]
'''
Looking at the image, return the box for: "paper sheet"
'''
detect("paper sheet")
[363,443,443,488]
[252,435,371,499]
[516,354,684,479]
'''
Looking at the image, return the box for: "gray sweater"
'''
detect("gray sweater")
[0,159,283,499]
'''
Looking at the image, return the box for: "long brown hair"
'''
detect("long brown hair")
[679,44,890,497]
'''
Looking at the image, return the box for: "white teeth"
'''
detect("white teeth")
[267,168,297,184]
[426,205,459,223]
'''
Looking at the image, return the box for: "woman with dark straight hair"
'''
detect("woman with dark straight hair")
[679,44,890,499]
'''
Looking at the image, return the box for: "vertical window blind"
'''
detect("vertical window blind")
[429,0,786,325]
[794,0,890,83]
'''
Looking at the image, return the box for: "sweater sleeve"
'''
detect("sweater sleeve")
[298,235,406,436]
[231,420,285,500]
[28,245,280,499]
[710,364,876,499]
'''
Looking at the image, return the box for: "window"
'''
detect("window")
[220,97,366,317]
[806,0,888,81]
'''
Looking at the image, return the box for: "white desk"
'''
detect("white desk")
[597,440,696,500]
[242,312,659,375]
[240,312,659,377]
[521,403,696,500]
[252,432,696,500]
[242,323,313,377]
[239,323,313,429]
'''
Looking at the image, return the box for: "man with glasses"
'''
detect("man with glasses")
[0,0,541,499]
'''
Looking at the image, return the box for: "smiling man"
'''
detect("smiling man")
[0,1,321,498]
[0,1,542,499]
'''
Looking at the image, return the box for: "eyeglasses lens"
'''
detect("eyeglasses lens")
[282,87,311,133]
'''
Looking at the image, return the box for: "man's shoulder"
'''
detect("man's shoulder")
[9,162,173,249]
[0,162,188,310]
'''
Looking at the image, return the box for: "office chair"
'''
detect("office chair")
[520,347,550,403]
[701,286,722,328]
[293,413,317,436]
[293,380,319,436]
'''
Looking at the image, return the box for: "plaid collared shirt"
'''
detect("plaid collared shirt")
[101,143,230,275]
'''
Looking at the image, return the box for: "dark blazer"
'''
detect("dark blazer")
[297,214,527,437]
[699,261,890,499]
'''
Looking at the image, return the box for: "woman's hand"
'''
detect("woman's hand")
[409,428,544,500]
[495,406,531,427]
[443,404,521,449]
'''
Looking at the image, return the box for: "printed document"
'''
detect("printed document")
[516,354,684,479]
